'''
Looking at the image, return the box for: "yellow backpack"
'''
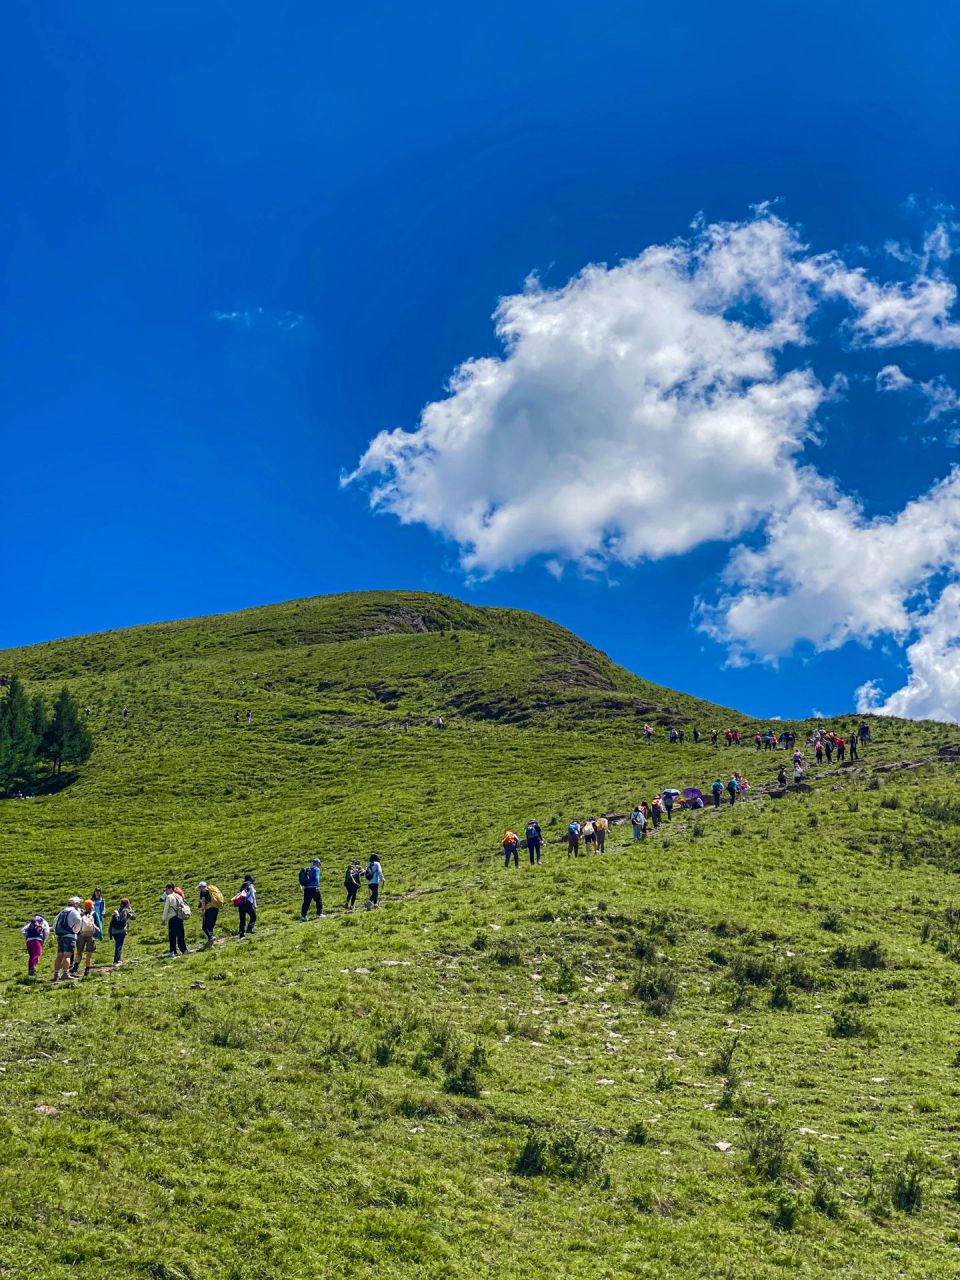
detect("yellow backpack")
[207,885,224,908]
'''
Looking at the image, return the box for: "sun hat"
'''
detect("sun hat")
[68,896,82,906]
[198,881,208,890]
[120,898,130,907]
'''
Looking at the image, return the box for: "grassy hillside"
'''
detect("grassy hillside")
[2,591,960,1279]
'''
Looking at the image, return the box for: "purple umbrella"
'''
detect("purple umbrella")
[683,787,703,801]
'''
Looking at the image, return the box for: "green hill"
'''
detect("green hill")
[2,591,960,1279]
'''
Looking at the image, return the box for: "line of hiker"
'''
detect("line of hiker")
[644,721,872,751]
[22,855,387,981]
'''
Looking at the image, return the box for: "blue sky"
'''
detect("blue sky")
[4,1,960,720]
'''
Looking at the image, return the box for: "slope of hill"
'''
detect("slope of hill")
[1,591,959,1280]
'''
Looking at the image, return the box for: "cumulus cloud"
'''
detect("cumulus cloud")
[347,214,823,574]
[855,585,960,721]
[876,364,913,392]
[703,470,960,662]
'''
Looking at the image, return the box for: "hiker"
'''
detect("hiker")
[365,855,385,907]
[198,881,223,945]
[860,722,870,746]
[236,876,257,936]
[595,815,608,853]
[73,899,98,977]
[793,760,804,784]
[711,730,719,746]
[246,710,253,725]
[662,792,675,822]
[678,729,685,744]
[567,820,581,856]
[824,738,833,763]
[435,716,445,730]
[121,706,128,721]
[502,830,520,868]
[299,858,323,919]
[630,805,647,840]
[643,723,653,742]
[669,728,678,744]
[525,820,543,864]
[583,818,596,852]
[738,774,749,800]
[344,861,363,910]
[815,740,823,764]
[651,797,662,829]
[849,735,858,761]
[51,898,82,982]
[108,899,136,965]
[693,728,701,743]
[836,736,846,762]
[754,733,762,751]
[162,884,190,956]
[777,764,787,787]
[91,888,107,938]
[711,779,724,809]
[21,914,50,977]
[726,776,739,806]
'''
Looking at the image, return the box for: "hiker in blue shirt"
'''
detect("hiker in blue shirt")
[365,855,385,908]
[711,780,724,809]
[299,858,323,921]
[525,821,543,864]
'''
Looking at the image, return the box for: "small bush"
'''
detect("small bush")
[731,823,744,837]
[692,822,705,839]
[772,1191,800,1231]
[709,1034,741,1077]
[730,952,774,987]
[470,931,487,951]
[632,933,658,962]
[807,813,819,829]
[867,776,881,791]
[743,1109,792,1181]
[889,1152,924,1213]
[713,918,747,938]
[494,940,522,967]
[632,962,677,1016]
[625,1120,649,1146]
[833,939,887,971]
[371,1038,394,1067]
[811,1178,841,1218]
[842,981,870,1006]
[829,1007,870,1039]
[551,958,577,994]
[769,978,793,1010]
[515,1125,606,1183]
[820,909,842,933]
[880,795,901,810]
[208,1019,246,1049]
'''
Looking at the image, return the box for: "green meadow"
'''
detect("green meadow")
[2,590,960,1278]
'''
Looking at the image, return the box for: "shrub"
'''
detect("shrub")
[769,978,793,1010]
[833,939,887,970]
[772,1191,800,1231]
[889,1152,924,1213]
[829,1008,870,1039]
[208,1018,246,1049]
[443,1042,488,1097]
[514,1125,606,1183]
[692,822,705,839]
[820,909,842,933]
[470,931,487,951]
[842,981,870,1006]
[371,1038,394,1067]
[494,940,522,967]
[880,795,901,810]
[632,962,677,1016]
[811,1178,841,1218]
[625,1119,649,1146]
[743,1109,792,1181]
[551,958,577,994]
[632,933,657,962]
[729,952,774,987]
[709,1034,740,1077]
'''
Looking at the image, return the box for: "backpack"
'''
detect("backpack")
[525,823,540,842]
[568,822,580,835]
[503,831,518,847]
[298,868,308,888]
[207,885,224,908]
[54,910,74,938]
[595,818,608,832]
[175,896,192,920]
[108,909,126,937]
[77,912,96,941]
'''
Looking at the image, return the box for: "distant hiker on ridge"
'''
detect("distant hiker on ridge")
[525,820,543,864]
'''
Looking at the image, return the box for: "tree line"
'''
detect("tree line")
[0,677,92,792]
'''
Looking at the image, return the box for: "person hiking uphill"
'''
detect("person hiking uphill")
[502,830,520,868]
[365,855,385,908]
[582,818,596,851]
[198,882,223,946]
[344,861,362,910]
[162,884,190,956]
[73,900,98,977]
[51,898,82,982]
[651,796,662,830]
[299,858,323,919]
[631,805,647,840]
[567,820,581,856]
[108,899,136,965]
[595,815,608,853]
[525,820,543,864]
[777,764,787,788]
[726,776,739,806]
[662,792,675,822]
[235,876,256,937]
[21,914,50,977]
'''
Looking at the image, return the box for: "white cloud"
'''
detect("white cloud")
[815,253,960,349]
[855,585,960,721]
[704,469,960,661]
[876,364,913,392]
[920,377,960,422]
[347,214,823,574]
[213,306,305,331]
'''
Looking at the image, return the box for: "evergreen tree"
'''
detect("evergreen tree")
[0,677,38,785]
[30,693,49,745]
[44,687,93,775]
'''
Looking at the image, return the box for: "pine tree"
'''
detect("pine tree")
[30,693,49,746]
[0,677,38,785]
[44,687,93,776]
